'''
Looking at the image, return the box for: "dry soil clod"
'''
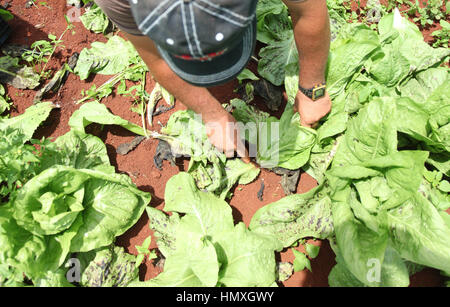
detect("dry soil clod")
[116,135,146,156]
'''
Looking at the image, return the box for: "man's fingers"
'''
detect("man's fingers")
[301,119,312,128]
[241,156,251,164]
[235,137,252,163]
[205,118,255,163]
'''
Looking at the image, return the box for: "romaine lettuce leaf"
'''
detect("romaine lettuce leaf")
[69,100,146,136]
[69,168,150,252]
[255,0,297,87]
[136,172,281,287]
[253,105,317,170]
[79,245,138,287]
[215,222,279,287]
[387,194,450,274]
[332,98,397,167]
[38,130,113,172]
[74,36,140,80]
[326,24,380,98]
[249,184,334,248]
[0,101,56,144]
[0,55,40,89]
[80,4,110,34]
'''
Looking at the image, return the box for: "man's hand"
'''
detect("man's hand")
[203,110,250,163]
[295,90,331,128]
[120,33,251,163]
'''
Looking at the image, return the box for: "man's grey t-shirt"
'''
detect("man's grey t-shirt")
[95,0,305,36]
[95,0,143,35]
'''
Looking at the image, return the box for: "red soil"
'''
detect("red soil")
[3,0,446,287]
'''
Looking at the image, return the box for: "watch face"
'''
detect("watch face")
[313,87,325,100]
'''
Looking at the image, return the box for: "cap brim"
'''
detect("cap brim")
[157,19,256,87]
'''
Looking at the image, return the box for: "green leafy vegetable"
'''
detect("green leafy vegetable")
[79,245,138,287]
[305,243,320,259]
[230,100,317,169]
[256,0,297,87]
[0,101,151,285]
[0,55,40,89]
[0,8,13,21]
[132,173,281,287]
[74,36,140,80]
[0,84,12,116]
[249,184,334,248]
[237,68,259,83]
[292,249,311,272]
[80,4,110,34]
[0,101,56,143]
[68,100,147,136]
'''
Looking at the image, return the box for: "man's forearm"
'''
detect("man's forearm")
[141,56,225,123]
[284,0,330,88]
[283,0,332,128]
[123,32,227,123]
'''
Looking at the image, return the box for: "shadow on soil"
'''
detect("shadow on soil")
[139,185,164,207]
[34,108,61,139]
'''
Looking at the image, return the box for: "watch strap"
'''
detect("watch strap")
[298,82,326,101]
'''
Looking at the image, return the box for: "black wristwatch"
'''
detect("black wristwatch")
[298,82,327,101]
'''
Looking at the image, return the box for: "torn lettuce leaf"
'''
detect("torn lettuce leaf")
[145,207,180,258]
[158,109,223,162]
[190,158,260,199]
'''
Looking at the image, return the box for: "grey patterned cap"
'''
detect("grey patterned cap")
[129,0,257,87]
